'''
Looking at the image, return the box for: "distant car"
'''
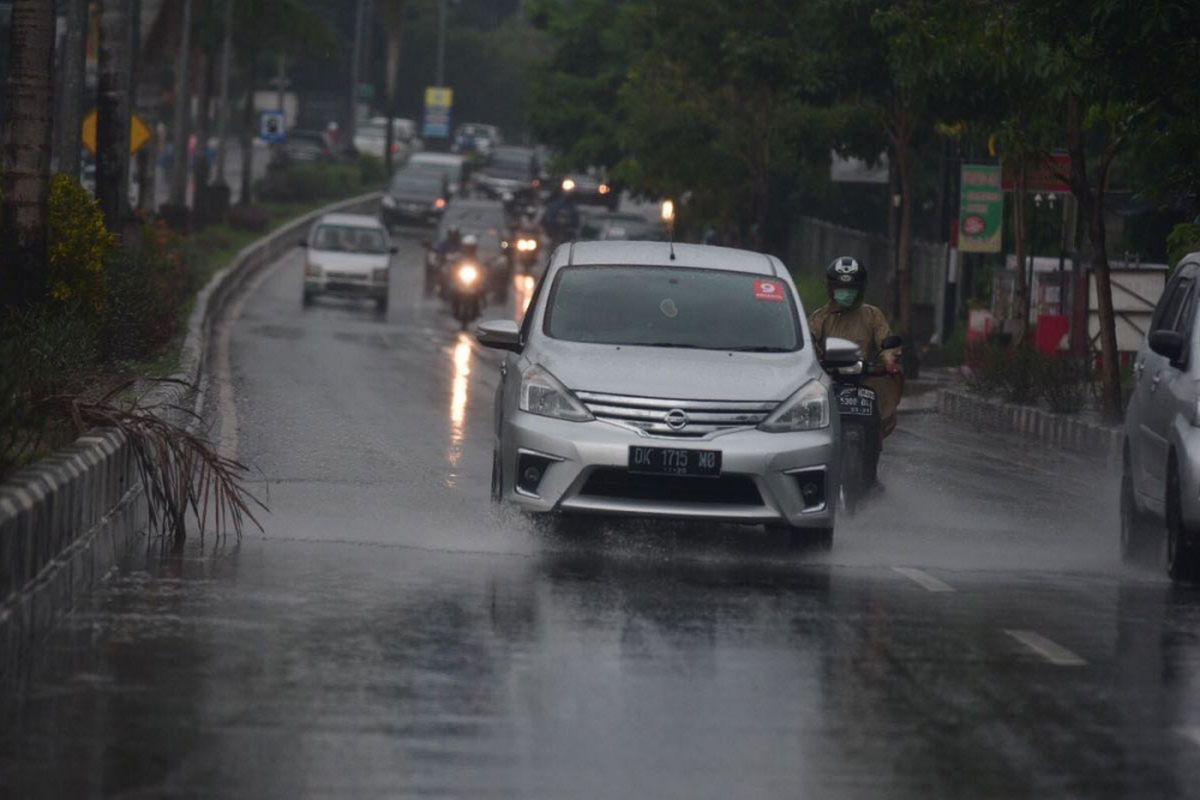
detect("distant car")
[476,241,839,546]
[301,213,396,313]
[1122,255,1200,581]
[452,122,501,156]
[380,169,448,228]
[272,129,335,166]
[352,118,411,162]
[580,211,667,242]
[560,171,617,209]
[407,152,469,197]
[475,146,540,201]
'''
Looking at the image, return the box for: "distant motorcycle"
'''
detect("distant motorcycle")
[445,258,487,331]
[512,233,541,274]
[823,334,903,515]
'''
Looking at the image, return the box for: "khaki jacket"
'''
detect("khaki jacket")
[809,301,903,436]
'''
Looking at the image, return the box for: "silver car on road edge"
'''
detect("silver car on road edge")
[476,240,845,546]
[1123,253,1200,581]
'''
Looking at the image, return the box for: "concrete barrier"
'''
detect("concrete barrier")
[938,387,1123,462]
[0,191,382,677]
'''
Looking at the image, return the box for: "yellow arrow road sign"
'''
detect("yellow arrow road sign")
[82,111,153,156]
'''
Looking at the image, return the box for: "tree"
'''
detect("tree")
[97,0,135,229]
[53,0,90,179]
[379,0,409,173]
[1,0,57,308]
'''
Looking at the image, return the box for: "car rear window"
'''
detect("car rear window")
[544,265,802,352]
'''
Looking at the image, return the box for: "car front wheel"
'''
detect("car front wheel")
[1120,453,1157,562]
[1166,457,1200,582]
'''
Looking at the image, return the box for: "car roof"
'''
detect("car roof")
[410,153,465,166]
[553,241,781,276]
[316,213,385,229]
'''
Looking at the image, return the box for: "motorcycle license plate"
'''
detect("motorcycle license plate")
[837,386,877,416]
[629,446,722,477]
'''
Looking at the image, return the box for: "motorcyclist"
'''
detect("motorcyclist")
[809,256,903,441]
[542,186,580,246]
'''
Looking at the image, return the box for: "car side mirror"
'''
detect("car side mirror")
[820,336,862,369]
[1150,330,1186,363]
[881,334,903,350]
[476,319,521,352]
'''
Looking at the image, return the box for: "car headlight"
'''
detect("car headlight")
[372,267,389,282]
[519,365,594,422]
[304,262,322,278]
[381,195,397,209]
[758,380,829,432]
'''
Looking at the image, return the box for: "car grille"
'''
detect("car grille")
[575,391,776,438]
[326,271,367,282]
[579,469,763,506]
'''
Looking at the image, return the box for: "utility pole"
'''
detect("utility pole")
[97,0,134,229]
[169,0,194,210]
[436,0,447,86]
[53,0,89,178]
[347,0,366,148]
[214,0,235,187]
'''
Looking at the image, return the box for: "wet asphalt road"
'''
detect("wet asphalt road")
[5,234,1200,798]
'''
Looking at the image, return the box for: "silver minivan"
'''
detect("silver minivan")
[476,240,849,547]
[1122,253,1200,581]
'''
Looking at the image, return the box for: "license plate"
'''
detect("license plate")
[837,386,877,416]
[629,446,722,477]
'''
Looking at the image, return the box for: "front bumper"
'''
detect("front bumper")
[305,276,388,299]
[501,411,837,527]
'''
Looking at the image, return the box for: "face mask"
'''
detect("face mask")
[833,288,858,307]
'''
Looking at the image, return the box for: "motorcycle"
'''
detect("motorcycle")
[821,334,903,515]
[445,258,487,331]
[512,233,541,275]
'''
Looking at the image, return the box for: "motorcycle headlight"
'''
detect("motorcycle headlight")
[381,195,397,209]
[456,263,480,287]
[758,380,829,432]
[519,365,593,422]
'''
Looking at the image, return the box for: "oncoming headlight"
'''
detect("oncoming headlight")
[519,365,593,422]
[758,380,829,432]
[456,263,480,287]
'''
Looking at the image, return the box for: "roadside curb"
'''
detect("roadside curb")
[0,190,382,678]
[938,387,1122,461]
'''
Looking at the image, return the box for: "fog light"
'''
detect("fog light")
[788,468,827,510]
[517,452,557,496]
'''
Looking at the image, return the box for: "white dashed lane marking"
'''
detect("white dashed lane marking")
[892,566,956,593]
[1004,629,1087,667]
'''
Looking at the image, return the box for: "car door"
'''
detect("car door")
[1137,273,1196,504]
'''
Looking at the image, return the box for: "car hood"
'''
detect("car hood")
[308,250,389,272]
[531,339,815,402]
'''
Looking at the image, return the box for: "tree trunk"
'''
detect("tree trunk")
[1066,93,1122,420]
[169,0,194,208]
[97,0,134,230]
[191,50,214,219]
[53,0,89,178]
[384,31,402,173]
[239,58,257,207]
[347,0,366,150]
[214,0,235,185]
[1012,161,1029,337]
[1,0,57,308]
[895,129,914,342]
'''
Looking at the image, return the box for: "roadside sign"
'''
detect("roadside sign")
[422,86,453,139]
[958,163,1003,254]
[259,110,287,143]
[81,111,152,156]
[1002,152,1071,193]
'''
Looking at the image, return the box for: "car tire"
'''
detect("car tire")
[1120,450,1157,563]
[1166,456,1200,582]
[490,451,503,504]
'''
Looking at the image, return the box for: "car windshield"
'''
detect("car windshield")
[390,173,443,195]
[545,266,801,351]
[312,224,388,254]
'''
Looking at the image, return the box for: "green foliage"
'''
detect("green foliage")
[102,222,194,363]
[1168,224,1200,269]
[256,162,373,204]
[47,174,116,316]
[965,339,1091,413]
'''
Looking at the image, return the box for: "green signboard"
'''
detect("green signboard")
[959,164,1003,254]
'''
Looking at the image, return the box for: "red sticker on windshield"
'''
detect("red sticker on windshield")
[754,280,785,301]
